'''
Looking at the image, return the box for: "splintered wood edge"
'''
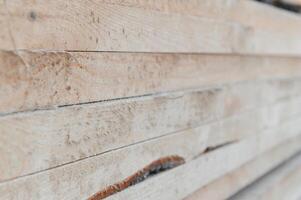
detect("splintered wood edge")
[88,155,185,200]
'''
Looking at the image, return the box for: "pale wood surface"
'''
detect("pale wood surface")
[1,0,301,54]
[1,79,301,181]
[1,117,301,200]
[184,143,301,200]
[2,51,301,114]
[106,123,301,200]
[230,152,301,200]
[0,1,14,50]
[1,0,301,199]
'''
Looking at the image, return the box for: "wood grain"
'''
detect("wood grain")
[0,0,300,199]
[2,51,301,114]
[1,79,301,181]
[1,0,301,54]
[106,120,301,200]
[0,1,14,49]
[184,142,301,200]
[1,115,301,200]
[230,152,301,200]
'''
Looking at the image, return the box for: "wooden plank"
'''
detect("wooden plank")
[2,51,301,114]
[1,0,301,54]
[105,119,301,200]
[184,142,301,200]
[230,0,301,32]
[230,152,301,200]
[0,1,14,49]
[258,161,301,200]
[1,114,301,200]
[1,79,300,181]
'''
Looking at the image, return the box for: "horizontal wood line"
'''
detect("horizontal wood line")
[63,51,301,59]
[230,150,301,199]
[2,0,301,54]
[0,121,239,184]
[65,49,301,58]
[0,101,251,183]
[106,134,301,199]
[0,125,193,184]
[259,150,301,181]
[0,92,156,117]
[2,112,301,199]
[0,77,298,118]
[2,82,300,182]
[262,149,301,176]
[2,99,301,184]
[2,49,301,59]
[184,143,301,200]
[1,79,300,181]
[2,50,301,114]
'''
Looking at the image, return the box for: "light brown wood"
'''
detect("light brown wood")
[106,123,301,200]
[1,78,300,181]
[1,116,301,200]
[230,152,301,200]
[1,1,301,199]
[1,0,301,54]
[0,0,300,199]
[184,143,301,200]
[0,1,14,49]
[2,51,301,114]
[260,163,301,200]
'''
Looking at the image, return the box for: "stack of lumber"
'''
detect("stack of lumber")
[0,0,301,199]
[230,152,301,200]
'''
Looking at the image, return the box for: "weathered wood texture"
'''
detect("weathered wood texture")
[1,0,301,54]
[106,126,301,200]
[1,79,301,181]
[0,1,14,50]
[1,117,301,200]
[184,144,301,200]
[1,0,301,199]
[2,51,301,114]
[230,152,301,200]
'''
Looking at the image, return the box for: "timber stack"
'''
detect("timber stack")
[1,0,301,199]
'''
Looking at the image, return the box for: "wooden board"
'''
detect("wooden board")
[2,51,301,114]
[1,115,301,200]
[230,152,301,200]
[1,0,301,54]
[105,122,301,200]
[1,79,301,181]
[0,1,14,50]
[184,143,301,200]
[1,1,301,199]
